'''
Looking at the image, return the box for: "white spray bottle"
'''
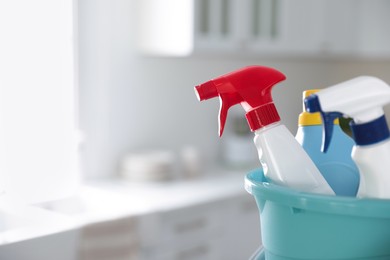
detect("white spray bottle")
[195,66,334,195]
[305,76,390,199]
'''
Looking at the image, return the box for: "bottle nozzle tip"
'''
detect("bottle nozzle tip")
[194,86,202,101]
[194,81,218,101]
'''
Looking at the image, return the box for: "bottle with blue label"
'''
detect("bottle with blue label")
[296,89,360,196]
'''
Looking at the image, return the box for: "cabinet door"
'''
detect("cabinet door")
[135,0,290,54]
[220,194,261,260]
[156,238,223,260]
[134,0,194,56]
[137,0,363,56]
[193,0,240,52]
[194,0,328,55]
[312,0,390,57]
[142,201,224,260]
[79,217,140,260]
[354,0,390,57]
[159,202,222,243]
[319,0,358,55]
[247,0,327,55]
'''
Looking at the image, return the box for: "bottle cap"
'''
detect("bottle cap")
[299,89,339,126]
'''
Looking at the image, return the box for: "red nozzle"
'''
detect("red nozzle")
[194,65,286,136]
[195,81,218,101]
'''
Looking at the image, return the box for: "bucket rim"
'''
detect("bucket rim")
[245,168,390,218]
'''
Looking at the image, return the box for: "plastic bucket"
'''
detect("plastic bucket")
[245,169,390,260]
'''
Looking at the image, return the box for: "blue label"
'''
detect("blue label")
[350,115,390,146]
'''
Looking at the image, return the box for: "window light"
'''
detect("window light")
[0,0,79,204]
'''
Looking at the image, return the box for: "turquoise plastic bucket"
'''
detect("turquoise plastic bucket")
[245,169,390,260]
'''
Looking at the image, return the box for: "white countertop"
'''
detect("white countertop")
[0,167,254,246]
[0,202,79,246]
[39,167,253,224]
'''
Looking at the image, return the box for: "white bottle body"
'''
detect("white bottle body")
[254,123,334,195]
[354,139,390,198]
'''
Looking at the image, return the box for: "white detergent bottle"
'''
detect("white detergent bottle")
[194,65,334,195]
[305,76,390,199]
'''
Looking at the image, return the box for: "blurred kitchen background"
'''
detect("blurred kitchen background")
[79,0,390,178]
[1,0,390,259]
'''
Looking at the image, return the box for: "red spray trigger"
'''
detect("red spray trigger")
[194,65,286,136]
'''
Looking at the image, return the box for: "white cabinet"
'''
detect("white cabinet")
[221,194,261,259]
[79,217,140,260]
[244,0,326,55]
[352,0,390,58]
[146,202,223,260]
[316,0,390,58]
[159,203,222,244]
[193,0,315,55]
[139,196,260,260]
[127,172,262,260]
[135,0,390,58]
[136,0,327,56]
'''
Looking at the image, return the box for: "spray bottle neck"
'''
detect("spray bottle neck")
[246,103,280,131]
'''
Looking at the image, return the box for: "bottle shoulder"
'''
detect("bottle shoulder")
[254,122,282,134]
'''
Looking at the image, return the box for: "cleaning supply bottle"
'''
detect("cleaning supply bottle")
[305,76,390,199]
[296,89,360,196]
[195,65,334,195]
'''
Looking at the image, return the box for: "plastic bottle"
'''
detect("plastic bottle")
[296,89,360,196]
[195,65,334,195]
[305,76,390,199]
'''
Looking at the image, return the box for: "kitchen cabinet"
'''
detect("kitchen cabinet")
[350,0,390,58]
[222,194,261,259]
[135,0,390,58]
[47,169,261,260]
[136,0,326,56]
[134,172,261,260]
[194,0,327,56]
[79,217,140,260]
[143,202,224,260]
[139,193,260,260]
[316,0,390,58]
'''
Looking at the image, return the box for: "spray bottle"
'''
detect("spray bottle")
[305,76,390,199]
[296,89,360,196]
[195,66,334,195]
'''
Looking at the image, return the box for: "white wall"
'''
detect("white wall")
[111,57,335,167]
[78,0,134,178]
[77,0,390,178]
